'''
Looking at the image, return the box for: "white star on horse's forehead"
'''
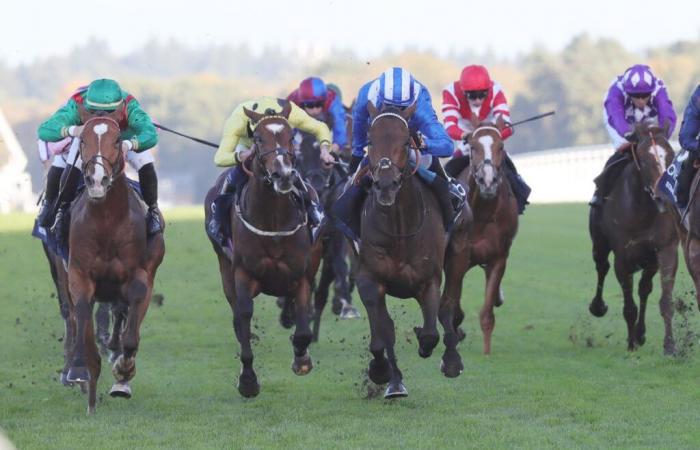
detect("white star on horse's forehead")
[93,123,108,136]
[265,123,285,134]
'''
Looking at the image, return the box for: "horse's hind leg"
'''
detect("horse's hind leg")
[657,243,679,355]
[481,259,506,355]
[292,277,314,375]
[312,258,334,342]
[95,303,111,356]
[589,211,611,317]
[684,237,700,309]
[84,309,101,414]
[614,260,638,351]
[356,272,391,386]
[331,234,359,318]
[414,279,441,358]
[278,297,295,329]
[635,264,657,347]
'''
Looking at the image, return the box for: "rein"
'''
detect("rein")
[80,117,125,189]
[629,130,669,201]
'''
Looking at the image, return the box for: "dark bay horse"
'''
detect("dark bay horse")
[354,103,453,398]
[442,119,518,358]
[204,100,322,398]
[65,107,165,413]
[588,122,678,354]
[678,165,700,309]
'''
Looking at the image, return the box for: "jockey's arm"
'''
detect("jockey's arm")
[37,99,81,142]
[413,92,453,158]
[653,85,677,137]
[123,99,158,152]
[604,84,632,138]
[679,87,700,156]
[329,97,348,148]
[288,102,332,148]
[214,105,249,167]
[351,83,372,159]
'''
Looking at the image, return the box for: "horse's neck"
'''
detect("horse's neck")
[618,165,657,216]
[243,178,299,228]
[371,177,423,233]
[85,175,131,219]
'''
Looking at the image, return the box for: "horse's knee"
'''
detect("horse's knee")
[127,278,148,302]
[622,303,638,320]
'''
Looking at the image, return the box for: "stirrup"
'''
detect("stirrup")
[146,206,162,235]
[37,199,54,227]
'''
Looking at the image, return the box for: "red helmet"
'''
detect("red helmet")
[459,65,493,92]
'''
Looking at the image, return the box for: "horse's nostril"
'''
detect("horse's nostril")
[101,177,109,188]
[86,177,94,187]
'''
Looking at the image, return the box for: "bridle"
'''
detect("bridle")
[628,129,669,200]
[469,125,503,198]
[241,116,298,185]
[368,111,420,183]
[79,117,124,190]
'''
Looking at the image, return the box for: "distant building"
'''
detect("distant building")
[0,106,34,212]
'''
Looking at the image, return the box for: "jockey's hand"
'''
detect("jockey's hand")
[120,140,133,153]
[623,131,635,141]
[320,143,335,168]
[68,125,84,137]
[331,143,341,155]
[460,130,471,141]
[237,148,253,163]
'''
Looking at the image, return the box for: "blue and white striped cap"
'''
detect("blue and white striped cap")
[378,67,419,108]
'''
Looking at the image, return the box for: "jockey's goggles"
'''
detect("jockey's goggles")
[465,90,489,100]
[301,101,324,109]
[629,92,651,99]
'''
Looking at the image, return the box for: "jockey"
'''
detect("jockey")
[37,79,162,237]
[441,64,530,214]
[287,77,348,152]
[335,67,466,242]
[208,97,334,244]
[591,64,676,206]
[674,84,700,208]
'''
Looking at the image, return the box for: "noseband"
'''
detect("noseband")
[469,126,503,186]
[80,117,124,190]
[242,117,297,184]
[629,130,669,199]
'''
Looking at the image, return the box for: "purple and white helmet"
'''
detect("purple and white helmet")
[621,64,656,95]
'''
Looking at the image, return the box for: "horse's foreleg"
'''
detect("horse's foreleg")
[614,260,638,351]
[481,259,506,355]
[292,277,314,375]
[589,213,611,317]
[356,272,390,386]
[67,271,95,385]
[439,249,468,378]
[232,267,260,398]
[635,265,656,347]
[658,243,678,355]
[312,258,334,342]
[414,279,441,358]
[376,296,406,398]
[113,270,151,385]
[84,312,101,414]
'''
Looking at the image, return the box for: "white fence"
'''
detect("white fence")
[512,142,680,204]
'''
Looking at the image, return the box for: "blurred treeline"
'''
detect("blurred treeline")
[2,34,700,203]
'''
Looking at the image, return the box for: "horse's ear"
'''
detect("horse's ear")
[367,101,379,120]
[277,98,292,119]
[77,103,92,123]
[401,102,417,120]
[243,107,264,125]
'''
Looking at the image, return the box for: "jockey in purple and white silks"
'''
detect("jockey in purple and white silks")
[334,67,466,246]
[590,64,677,206]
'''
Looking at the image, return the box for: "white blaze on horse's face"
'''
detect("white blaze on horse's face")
[478,134,496,187]
[87,123,109,199]
[650,144,667,174]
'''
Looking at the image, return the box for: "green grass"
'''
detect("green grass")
[1,204,699,449]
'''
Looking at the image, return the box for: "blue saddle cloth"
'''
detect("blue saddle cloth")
[657,150,686,211]
[32,179,144,262]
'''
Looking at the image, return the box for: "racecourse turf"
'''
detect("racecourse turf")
[1,204,699,449]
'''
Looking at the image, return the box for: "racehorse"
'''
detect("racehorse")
[353,102,455,398]
[677,164,700,310]
[64,106,165,413]
[441,118,518,357]
[588,122,678,354]
[204,99,323,398]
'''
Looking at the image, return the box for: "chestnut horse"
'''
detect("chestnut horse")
[65,107,165,413]
[441,119,518,358]
[588,122,678,354]
[354,103,457,398]
[204,100,322,398]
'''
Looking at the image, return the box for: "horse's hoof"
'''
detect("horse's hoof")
[368,359,391,385]
[279,312,294,329]
[237,379,261,398]
[331,298,343,315]
[456,327,466,342]
[67,366,90,383]
[495,288,505,307]
[292,353,313,376]
[417,332,439,359]
[635,333,646,347]
[340,303,360,320]
[109,381,132,399]
[384,381,408,399]
[112,355,136,382]
[589,300,608,318]
[87,404,96,415]
[440,358,464,378]
[664,340,676,356]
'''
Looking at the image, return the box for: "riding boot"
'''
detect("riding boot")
[51,165,81,245]
[332,177,370,246]
[138,163,162,235]
[502,153,531,214]
[444,155,470,178]
[37,166,64,227]
[675,157,698,209]
[208,166,249,245]
[295,179,324,242]
[591,151,629,207]
[430,176,463,231]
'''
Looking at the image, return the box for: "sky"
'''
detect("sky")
[2,0,700,66]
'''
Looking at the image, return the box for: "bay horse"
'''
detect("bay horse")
[204,100,322,398]
[65,106,165,413]
[441,118,518,359]
[354,103,454,398]
[588,122,678,354]
[677,165,700,309]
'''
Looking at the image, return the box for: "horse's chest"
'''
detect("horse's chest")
[362,248,433,286]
